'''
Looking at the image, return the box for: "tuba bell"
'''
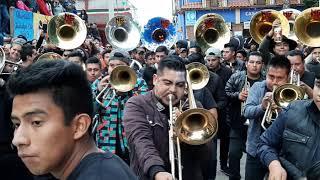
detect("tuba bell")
[194,13,230,52]
[35,52,62,62]
[279,8,301,41]
[250,9,290,44]
[105,15,141,51]
[141,17,177,51]
[294,7,320,47]
[48,12,87,50]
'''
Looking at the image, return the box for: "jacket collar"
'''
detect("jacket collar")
[307,101,320,127]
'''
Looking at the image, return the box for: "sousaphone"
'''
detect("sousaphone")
[194,13,230,52]
[141,17,177,51]
[250,9,290,44]
[294,7,320,47]
[280,8,301,41]
[105,15,140,51]
[48,12,87,50]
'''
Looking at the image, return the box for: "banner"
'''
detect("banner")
[33,13,52,40]
[185,11,196,26]
[13,9,34,40]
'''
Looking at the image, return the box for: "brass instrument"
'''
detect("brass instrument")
[35,52,62,62]
[105,15,140,51]
[261,69,305,130]
[95,65,137,107]
[167,63,218,179]
[141,17,177,51]
[194,13,230,52]
[250,9,290,44]
[279,8,301,41]
[241,75,251,126]
[186,62,210,90]
[48,12,87,50]
[294,7,320,47]
[0,47,22,75]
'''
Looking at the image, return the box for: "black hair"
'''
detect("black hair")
[145,51,155,60]
[157,56,186,75]
[287,50,304,62]
[20,44,35,62]
[6,60,93,133]
[142,66,157,89]
[68,51,84,63]
[236,49,247,58]
[224,43,236,52]
[85,56,101,68]
[189,45,202,54]
[186,53,205,65]
[176,40,188,49]
[248,51,263,59]
[267,55,291,75]
[155,45,169,55]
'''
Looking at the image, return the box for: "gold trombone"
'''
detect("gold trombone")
[95,63,137,107]
[167,63,218,179]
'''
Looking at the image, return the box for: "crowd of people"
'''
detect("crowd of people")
[0,6,320,180]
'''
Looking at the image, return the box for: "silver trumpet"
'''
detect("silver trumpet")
[241,75,251,126]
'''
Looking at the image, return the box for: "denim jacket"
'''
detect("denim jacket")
[243,80,268,157]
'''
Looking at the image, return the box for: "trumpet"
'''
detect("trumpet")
[240,75,250,116]
[261,86,279,130]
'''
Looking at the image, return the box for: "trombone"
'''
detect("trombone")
[167,63,218,179]
[261,86,279,130]
[95,62,138,107]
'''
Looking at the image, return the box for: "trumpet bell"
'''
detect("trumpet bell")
[176,108,218,145]
[141,17,177,51]
[105,15,141,51]
[35,52,62,62]
[294,7,320,47]
[250,9,290,44]
[48,12,87,50]
[273,84,305,108]
[186,62,210,90]
[279,8,301,41]
[110,65,137,92]
[194,13,230,52]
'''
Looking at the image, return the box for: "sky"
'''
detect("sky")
[128,0,173,26]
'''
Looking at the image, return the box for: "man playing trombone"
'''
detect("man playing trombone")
[243,56,291,180]
[91,49,148,164]
[257,73,320,180]
[123,57,217,180]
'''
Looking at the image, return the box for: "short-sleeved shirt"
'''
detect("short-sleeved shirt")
[67,152,137,180]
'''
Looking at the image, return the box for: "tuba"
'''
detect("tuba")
[105,15,140,51]
[279,8,301,41]
[48,12,87,50]
[194,13,230,52]
[141,17,177,51]
[250,9,290,44]
[294,7,320,47]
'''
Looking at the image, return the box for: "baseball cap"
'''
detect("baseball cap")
[109,49,131,65]
[205,47,221,58]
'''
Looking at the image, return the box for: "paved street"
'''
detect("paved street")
[216,140,246,180]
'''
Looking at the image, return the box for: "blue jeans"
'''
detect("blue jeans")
[0,4,10,34]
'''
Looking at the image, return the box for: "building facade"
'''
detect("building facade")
[173,0,304,40]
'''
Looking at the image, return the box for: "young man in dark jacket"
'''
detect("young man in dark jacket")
[225,51,265,180]
[257,73,320,179]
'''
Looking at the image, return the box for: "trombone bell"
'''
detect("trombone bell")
[273,84,305,108]
[109,65,137,92]
[250,9,290,44]
[186,62,210,90]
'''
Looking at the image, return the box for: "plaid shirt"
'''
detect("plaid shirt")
[92,78,148,154]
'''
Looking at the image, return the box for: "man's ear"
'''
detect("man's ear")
[153,74,158,86]
[72,114,91,140]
